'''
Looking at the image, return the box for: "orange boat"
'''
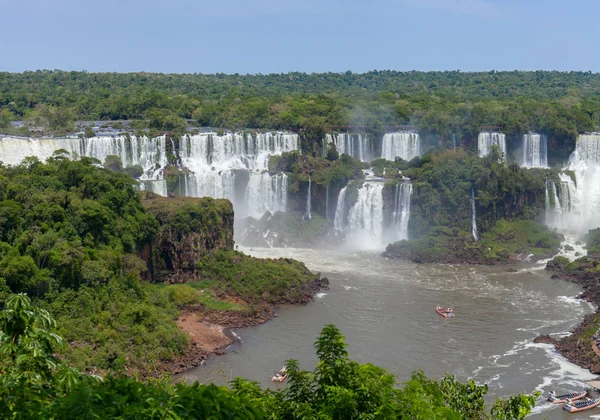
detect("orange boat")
[547,390,587,404]
[436,304,455,318]
[563,398,600,413]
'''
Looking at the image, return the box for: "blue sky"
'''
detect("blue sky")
[2,0,598,73]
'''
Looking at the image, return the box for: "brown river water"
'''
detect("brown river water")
[181,247,598,419]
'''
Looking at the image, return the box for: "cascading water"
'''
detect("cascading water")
[323,133,371,162]
[471,188,479,241]
[556,134,600,233]
[177,132,297,218]
[333,187,347,231]
[346,183,384,249]
[544,180,562,227]
[0,135,171,195]
[0,132,298,216]
[478,132,506,159]
[390,181,412,242]
[521,133,548,168]
[325,183,330,219]
[381,132,421,162]
[306,177,312,220]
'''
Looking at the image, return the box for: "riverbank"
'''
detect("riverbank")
[159,276,329,375]
[543,255,600,373]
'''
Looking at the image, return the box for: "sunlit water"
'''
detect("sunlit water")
[181,247,597,419]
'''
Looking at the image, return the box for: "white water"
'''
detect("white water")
[544,180,563,228]
[521,133,548,168]
[325,183,330,220]
[390,181,412,242]
[381,132,421,162]
[471,188,479,241]
[0,132,298,218]
[0,135,171,196]
[346,183,384,250]
[551,134,600,234]
[333,187,347,231]
[323,133,371,162]
[306,177,312,220]
[478,132,506,159]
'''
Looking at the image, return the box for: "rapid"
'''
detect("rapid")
[184,247,595,419]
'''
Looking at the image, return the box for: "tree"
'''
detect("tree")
[0,108,15,128]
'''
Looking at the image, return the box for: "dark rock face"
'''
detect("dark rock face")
[140,192,234,281]
[533,334,556,344]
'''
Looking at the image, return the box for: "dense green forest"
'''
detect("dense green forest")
[0,294,538,419]
[0,154,319,373]
[2,70,600,162]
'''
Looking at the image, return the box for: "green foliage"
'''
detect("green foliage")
[402,149,556,240]
[585,228,600,257]
[385,219,562,264]
[3,70,595,161]
[0,302,539,419]
[0,156,157,295]
[197,250,318,303]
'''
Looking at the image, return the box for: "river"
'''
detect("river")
[182,247,597,419]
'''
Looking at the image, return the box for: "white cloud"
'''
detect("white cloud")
[406,0,501,18]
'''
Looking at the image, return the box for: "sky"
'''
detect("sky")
[1,0,599,74]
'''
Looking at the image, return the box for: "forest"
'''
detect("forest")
[1,70,600,162]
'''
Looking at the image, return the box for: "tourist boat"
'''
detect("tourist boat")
[547,390,587,404]
[436,304,455,318]
[271,366,288,382]
[563,397,600,413]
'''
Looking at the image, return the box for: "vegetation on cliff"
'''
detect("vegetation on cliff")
[379,147,562,263]
[384,220,562,264]
[0,154,322,374]
[0,295,538,419]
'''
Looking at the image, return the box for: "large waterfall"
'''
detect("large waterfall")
[0,132,298,219]
[323,133,371,162]
[520,133,548,168]
[381,132,421,162]
[544,180,562,227]
[471,188,479,241]
[478,132,506,159]
[333,173,412,249]
[333,187,347,231]
[179,132,297,218]
[346,183,384,249]
[551,134,600,233]
[388,181,412,242]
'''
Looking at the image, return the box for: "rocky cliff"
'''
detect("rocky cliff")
[140,192,234,281]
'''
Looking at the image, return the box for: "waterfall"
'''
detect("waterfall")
[306,177,312,220]
[452,134,456,150]
[544,180,563,227]
[346,183,384,249]
[521,133,548,168]
[381,132,421,161]
[392,181,412,241]
[334,187,347,231]
[325,183,330,219]
[243,172,288,219]
[178,132,297,218]
[478,132,506,159]
[0,132,298,214]
[471,188,479,241]
[557,134,600,233]
[323,133,371,162]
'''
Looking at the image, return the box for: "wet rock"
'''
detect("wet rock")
[534,334,556,344]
